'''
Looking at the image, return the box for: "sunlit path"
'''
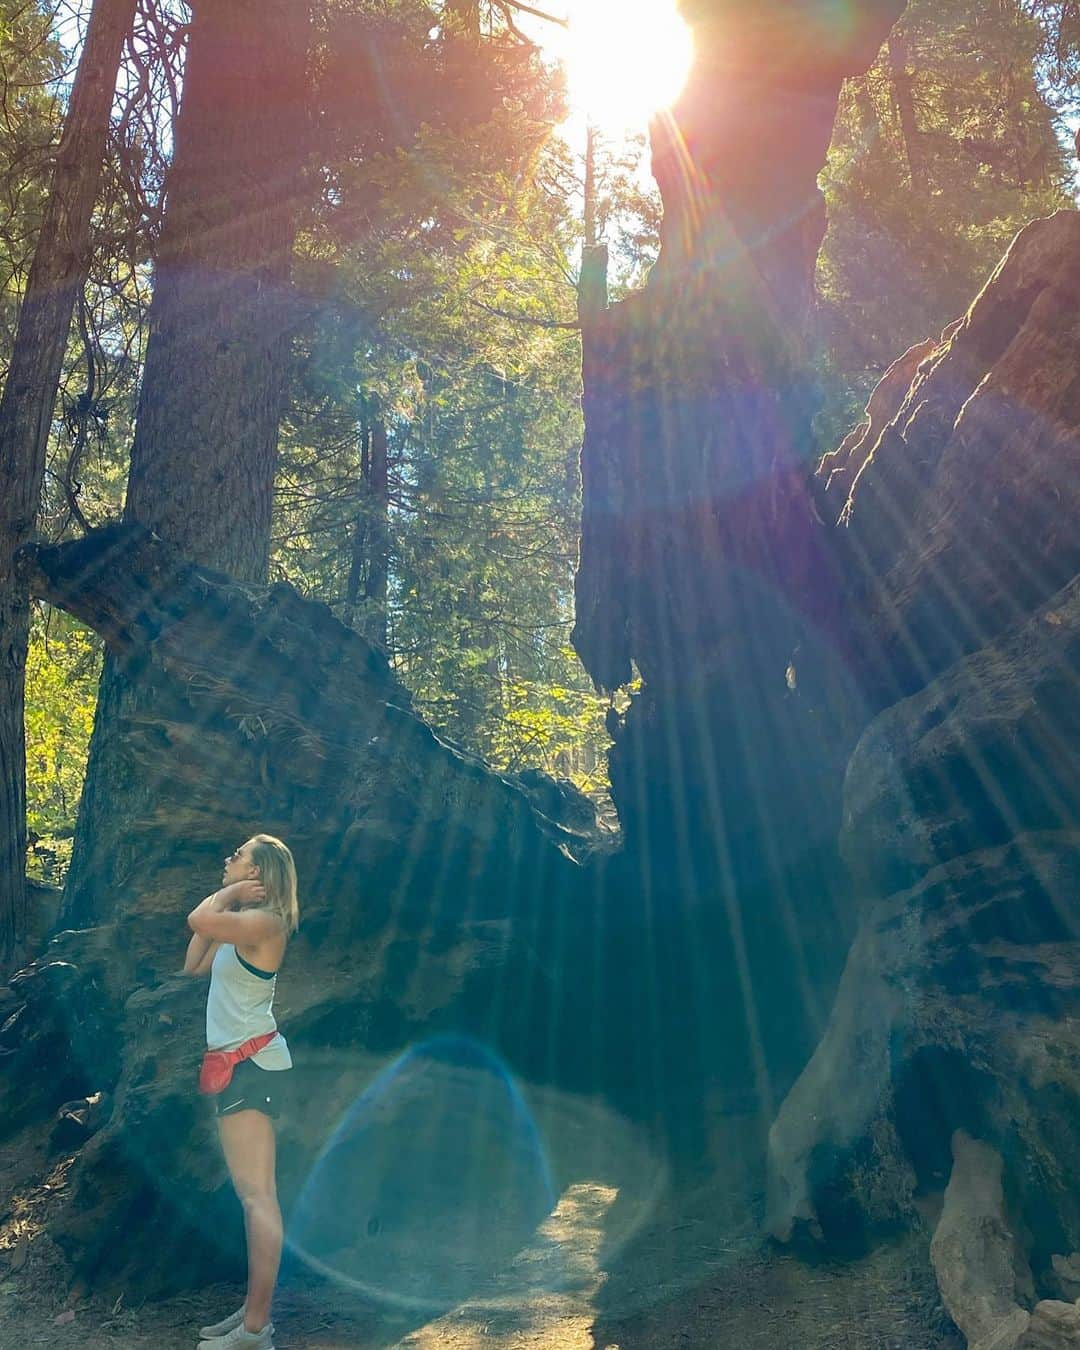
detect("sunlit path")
[397,1182,617,1348]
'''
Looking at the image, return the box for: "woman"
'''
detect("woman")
[184,834,299,1350]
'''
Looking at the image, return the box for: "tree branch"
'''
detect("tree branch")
[467,295,579,330]
[492,0,568,29]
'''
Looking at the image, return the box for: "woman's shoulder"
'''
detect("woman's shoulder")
[238,916,287,973]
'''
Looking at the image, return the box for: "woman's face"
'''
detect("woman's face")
[222,839,260,886]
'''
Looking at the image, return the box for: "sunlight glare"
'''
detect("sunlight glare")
[560,0,693,133]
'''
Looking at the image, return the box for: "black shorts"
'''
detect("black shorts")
[213,1059,288,1120]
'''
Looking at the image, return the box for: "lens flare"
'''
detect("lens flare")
[561,0,692,134]
[287,1036,556,1311]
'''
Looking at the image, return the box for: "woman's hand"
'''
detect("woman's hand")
[216,880,266,908]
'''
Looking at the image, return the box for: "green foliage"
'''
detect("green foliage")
[23,607,101,881]
[277,101,616,789]
[0,0,147,533]
[483,667,612,791]
[15,3,650,816]
[817,0,1075,446]
[1024,0,1080,106]
[0,0,65,359]
[580,127,661,295]
[272,24,659,793]
[41,260,150,536]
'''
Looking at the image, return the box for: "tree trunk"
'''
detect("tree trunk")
[363,416,390,651]
[583,122,598,250]
[0,0,137,965]
[572,1,907,1117]
[345,415,371,618]
[888,29,926,193]
[346,407,389,650]
[62,0,311,929]
[11,522,593,1294]
[123,0,310,580]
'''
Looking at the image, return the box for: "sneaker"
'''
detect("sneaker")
[198,1319,274,1349]
[199,1308,244,1338]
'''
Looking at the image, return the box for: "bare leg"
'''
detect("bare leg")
[217,1109,281,1333]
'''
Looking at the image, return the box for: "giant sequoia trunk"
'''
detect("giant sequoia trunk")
[571,0,1079,1330]
[572,1,908,1118]
[0,0,137,965]
[123,0,309,577]
[766,209,1080,1342]
[63,0,311,929]
[575,0,909,815]
[10,523,602,1294]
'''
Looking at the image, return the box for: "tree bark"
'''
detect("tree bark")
[63,0,311,929]
[572,0,907,960]
[345,415,371,618]
[362,416,390,650]
[123,0,310,580]
[583,122,598,250]
[0,0,137,965]
[9,522,594,1293]
[888,29,925,193]
[346,407,389,650]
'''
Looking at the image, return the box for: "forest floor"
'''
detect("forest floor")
[0,1110,962,1350]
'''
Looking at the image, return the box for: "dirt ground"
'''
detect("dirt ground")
[0,1104,962,1350]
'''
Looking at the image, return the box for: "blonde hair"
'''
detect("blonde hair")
[247,834,299,934]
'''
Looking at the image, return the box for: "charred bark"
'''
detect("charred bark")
[819,210,1080,699]
[0,0,138,965]
[7,523,599,1291]
[572,0,1079,1302]
[573,1,906,891]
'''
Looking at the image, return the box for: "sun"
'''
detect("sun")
[556,0,693,134]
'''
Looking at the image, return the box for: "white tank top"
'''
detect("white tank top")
[205,943,292,1070]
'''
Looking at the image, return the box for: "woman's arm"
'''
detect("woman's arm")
[182,890,228,975]
[183,926,220,976]
[187,880,280,947]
